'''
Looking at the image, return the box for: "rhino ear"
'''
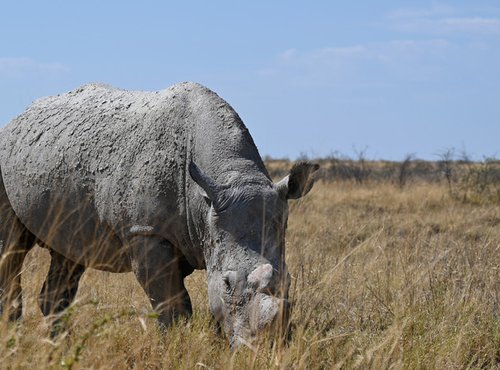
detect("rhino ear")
[275,161,320,200]
[189,162,221,203]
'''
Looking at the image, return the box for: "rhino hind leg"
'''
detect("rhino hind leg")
[129,235,192,328]
[38,248,85,317]
[0,174,36,321]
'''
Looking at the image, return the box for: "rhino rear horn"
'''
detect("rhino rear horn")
[276,161,320,200]
[189,161,222,204]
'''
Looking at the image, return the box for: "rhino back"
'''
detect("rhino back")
[0,82,269,270]
[0,83,197,268]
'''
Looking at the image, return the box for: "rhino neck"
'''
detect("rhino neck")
[184,157,272,269]
[177,81,271,270]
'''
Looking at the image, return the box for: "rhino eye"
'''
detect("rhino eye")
[222,271,237,293]
[223,278,231,292]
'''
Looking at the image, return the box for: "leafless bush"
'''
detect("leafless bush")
[323,149,372,184]
[398,153,415,189]
[324,151,354,181]
[458,156,500,204]
[352,147,371,184]
[437,148,456,197]
[436,148,500,203]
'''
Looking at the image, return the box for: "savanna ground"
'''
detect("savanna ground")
[1,159,500,369]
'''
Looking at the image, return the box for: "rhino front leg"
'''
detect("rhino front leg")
[129,235,192,328]
[38,248,85,336]
[38,248,85,317]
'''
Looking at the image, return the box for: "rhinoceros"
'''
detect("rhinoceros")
[0,82,318,346]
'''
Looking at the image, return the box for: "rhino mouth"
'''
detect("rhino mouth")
[230,333,257,351]
[229,295,291,350]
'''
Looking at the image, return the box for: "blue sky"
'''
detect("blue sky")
[1,1,499,160]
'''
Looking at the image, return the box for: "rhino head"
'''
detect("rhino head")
[189,161,319,348]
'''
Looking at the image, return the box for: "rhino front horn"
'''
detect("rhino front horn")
[247,263,273,290]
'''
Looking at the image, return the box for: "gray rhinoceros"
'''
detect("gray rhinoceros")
[0,82,318,346]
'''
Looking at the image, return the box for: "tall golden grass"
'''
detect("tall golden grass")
[1,178,499,369]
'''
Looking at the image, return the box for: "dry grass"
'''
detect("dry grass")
[1,180,499,369]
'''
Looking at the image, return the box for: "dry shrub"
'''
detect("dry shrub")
[457,158,500,204]
[1,177,499,369]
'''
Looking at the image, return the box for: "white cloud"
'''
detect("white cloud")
[387,4,456,19]
[278,39,450,67]
[0,57,69,79]
[278,45,368,66]
[388,4,500,35]
[283,39,449,60]
[279,48,298,61]
[262,39,454,89]
[311,45,367,57]
[440,17,500,33]
[394,16,500,35]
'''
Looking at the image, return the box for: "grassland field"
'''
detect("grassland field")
[1,159,499,369]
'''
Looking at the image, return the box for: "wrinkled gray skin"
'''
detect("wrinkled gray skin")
[0,82,318,347]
